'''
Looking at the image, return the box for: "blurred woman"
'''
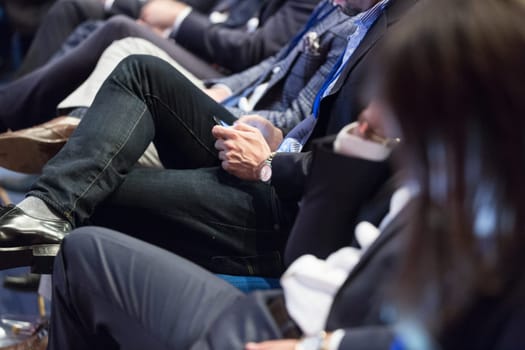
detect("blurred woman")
[380,0,525,348]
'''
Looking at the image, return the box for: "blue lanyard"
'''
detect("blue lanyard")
[311,48,345,118]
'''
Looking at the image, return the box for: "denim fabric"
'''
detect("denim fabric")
[29,55,294,276]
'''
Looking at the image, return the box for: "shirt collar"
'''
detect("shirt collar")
[355,0,391,29]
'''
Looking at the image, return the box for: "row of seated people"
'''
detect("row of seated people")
[0,0,319,290]
[2,0,318,122]
[0,0,525,348]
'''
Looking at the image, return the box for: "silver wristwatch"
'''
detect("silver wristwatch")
[258,152,276,183]
[297,331,328,350]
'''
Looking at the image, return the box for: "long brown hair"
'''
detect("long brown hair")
[381,0,525,338]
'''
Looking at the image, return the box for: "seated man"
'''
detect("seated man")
[17,0,311,77]
[0,0,318,132]
[0,1,355,173]
[0,0,350,172]
[0,0,417,278]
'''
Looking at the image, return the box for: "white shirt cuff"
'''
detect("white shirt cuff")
[329,329,346,350]
[104,0,116,12]
[333,123,392,161]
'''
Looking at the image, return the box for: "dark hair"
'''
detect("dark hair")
[381,0,525,338]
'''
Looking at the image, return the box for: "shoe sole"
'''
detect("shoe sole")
[0,244,60,273]
[0,135,66,174]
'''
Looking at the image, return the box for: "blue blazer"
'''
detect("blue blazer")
[209,1,354,133]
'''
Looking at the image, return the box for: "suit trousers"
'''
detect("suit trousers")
[15,0,107,77]
[49,227,288,350]
[0,16,224,132]
[28,55,294,276]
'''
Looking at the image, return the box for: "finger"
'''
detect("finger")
[236,114,257,124]
[232,122,259,132]
[212,125,238,139]
[214,138,225,151]
[221,160,230,172]
[237,114,265,125]
[217,151,226,161]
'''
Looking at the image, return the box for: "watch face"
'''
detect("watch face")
[259,164,272,182]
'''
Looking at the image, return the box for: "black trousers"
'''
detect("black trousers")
[29,55,293,276]
[15,0,107,77]
[50,227,291,350]
[0,15,224,132]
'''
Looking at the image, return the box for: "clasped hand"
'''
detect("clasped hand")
[139,0,189,32]
[212,115,283,181]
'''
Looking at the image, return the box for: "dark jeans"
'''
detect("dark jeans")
[0,16,224,131]
[49,228,286,350]
[29,55,294,276]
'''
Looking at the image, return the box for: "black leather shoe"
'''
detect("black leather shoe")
[3,273,41,292]
[0,205,72,273]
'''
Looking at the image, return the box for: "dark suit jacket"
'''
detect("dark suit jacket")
[173,0,319,72]
[271,0,418,202]
[284,137,400,348]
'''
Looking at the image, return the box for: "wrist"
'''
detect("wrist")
[296,331,330,350]
[257,152,276,183]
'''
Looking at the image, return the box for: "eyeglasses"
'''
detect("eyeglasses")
[346,121,401,148]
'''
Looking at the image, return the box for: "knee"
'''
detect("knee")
[116,54,171,80]
[103,15,139,37]
[60,227,106,262]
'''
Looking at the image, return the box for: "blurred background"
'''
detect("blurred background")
[0,0,55,317]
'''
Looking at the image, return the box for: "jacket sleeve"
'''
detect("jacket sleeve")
[110,0,145,17]
[271,151,313,202]
[204,54,278,93]
[337,327,395,350]
[173,0,317,72]
[283,137,392,264]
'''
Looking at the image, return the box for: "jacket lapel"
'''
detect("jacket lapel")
[338,199,414,291]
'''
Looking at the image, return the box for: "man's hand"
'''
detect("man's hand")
[136,19,165,36]
[140,0,189,30]
[245,339,299,350]
[203,86,232,102]
[237,114,283,151]
[212,123,272,181]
